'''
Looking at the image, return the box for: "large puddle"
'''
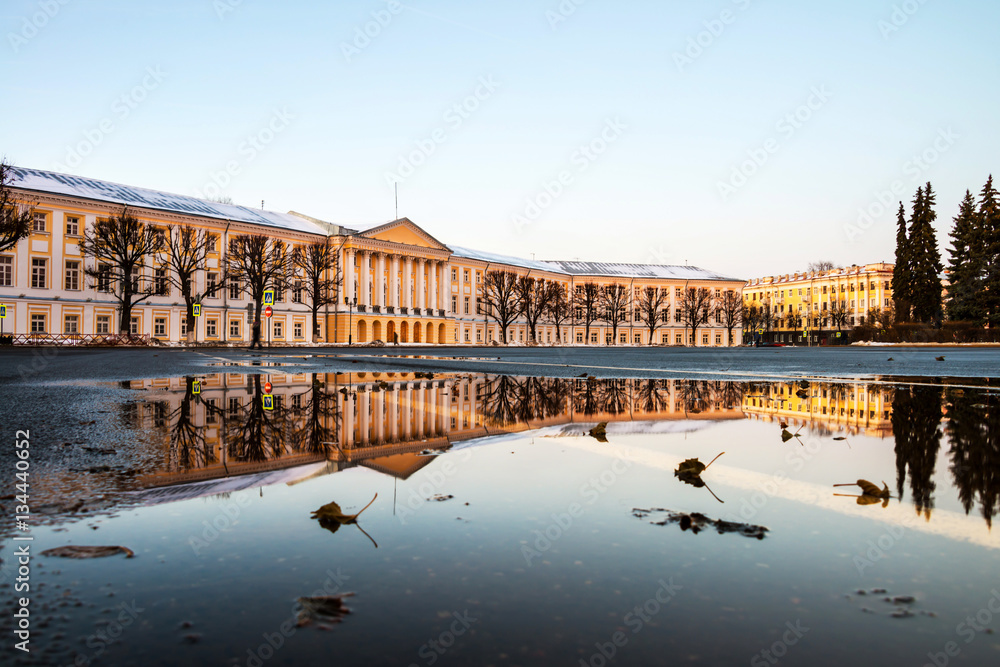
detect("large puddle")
[2,372,999,666]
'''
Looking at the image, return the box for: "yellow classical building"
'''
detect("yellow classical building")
[1,167,744,346]
[742,263,895,345]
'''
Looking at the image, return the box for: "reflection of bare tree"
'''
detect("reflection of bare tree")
[946,387,1000,528]
[481,376,570,426]
[598,379,629,415]
[167,376,216,472]
[891,385,942,518]
[289,374,338,457]
[573,378,601,416]
[635,379,669,413]
[716,381,745,410]
[481,375,523,427]
[676,380,711,414]
[226,374,288,462]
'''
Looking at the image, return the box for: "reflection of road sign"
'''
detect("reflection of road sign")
[262,394,274,410]
[193,304,201,317]
[264,306,273,318]
[192,380,201,395]
[756,329,763,335]
[836,332,842,337]
[264,381,273,393]
[0,304,6,318]
[263,290,274,305]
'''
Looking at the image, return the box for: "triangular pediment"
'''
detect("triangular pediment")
[357,218,450,251]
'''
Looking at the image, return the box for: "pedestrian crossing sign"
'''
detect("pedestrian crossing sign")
[193,304,201,317]
[263,290,274,306]
[0,304,6,318]
[192,379,201,395]
[262,394,274,410]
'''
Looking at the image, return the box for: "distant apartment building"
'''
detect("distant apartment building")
[1,167,745,346]
[742,263,895,345]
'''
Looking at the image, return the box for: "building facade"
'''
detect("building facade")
[742,263,895,345]
[1,167,744,346]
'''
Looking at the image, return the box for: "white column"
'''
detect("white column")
[391,255,400,310]
[429,261,438,312]
[440,263,448,313]
[416,259,426,311]
[404,257,413,311]
[362,251,372,306]
[345,249,356,305]
[377,253,386,309]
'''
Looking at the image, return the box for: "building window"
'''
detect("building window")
[464,328,470,342]
[208,234,218,252]
[32,212,46,232]
[463,269,470,283]
[130,266,141,292]
[591,333,598,343]
[274,321,283,338]
[180,318,187,337]
[715,334,722,345]
[293,281,303,303]
[451,268,457,281]
[30,313,46,333]
[229,279,241,300]
[662,333,669,344]
[64,315,79,334]
[274,286,284,302]
[634,334,641,344]
[576,332,583,343]
[476,329,482,342]
[31,258,46,288]
[206,319,218,337]
[96,315,110,334]
[0,255,12,286]
[230,319,240,338]
[131,317,140,335]
[65,261,80,290]
[676,334,682,344]
[464,296,470,314]
[674,311,681,323]
[97,264,112,292]
[207,272,218,296]
[452,295,457,312]
[294,322,303,338]
[65,216,80,236]
[154,268,168,295]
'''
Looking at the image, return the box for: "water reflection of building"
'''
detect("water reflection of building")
[741,381,893,437]
[126,375,745,487]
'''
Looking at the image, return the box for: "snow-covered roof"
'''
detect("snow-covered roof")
[10,167,329,236]
[448,245,559,273]
[540,260,742,282]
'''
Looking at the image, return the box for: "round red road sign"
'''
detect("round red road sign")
[264,381,273,394]
[264,306,273,318]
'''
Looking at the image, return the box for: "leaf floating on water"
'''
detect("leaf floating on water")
[833,479,891,506]
[833,437,847,441]
[674,453,726,502]
[935,356,945,361]
[781,429,795,442]
[588,422,608,442]
[311,494,379,547]
[296,593,354,627]
[633,507,768,540]
[41,545,134,559]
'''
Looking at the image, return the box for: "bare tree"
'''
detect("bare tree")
[163,224,224,343]
[0,159,34,252]
[679,284,713,346]
[829,298,849,333]
[636,286,668,345]
[718,289,742,346]
[297,241,341,342]
[517,276,554,344]
[544,283,572,343]
[482,270,521,344]
[80,207,163,334]
[599,284,630,345]
[573,282,602,345]
[226,234,292,328]
[808,260,835,272]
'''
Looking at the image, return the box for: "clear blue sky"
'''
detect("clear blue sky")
[2,0,997,278]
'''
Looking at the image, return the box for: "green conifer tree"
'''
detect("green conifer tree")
[908,183,943,323]
[977,176,1000,327]
[893,201,912,322]
[946,190,981,322]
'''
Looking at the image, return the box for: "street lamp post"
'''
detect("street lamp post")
[346,296,357,345]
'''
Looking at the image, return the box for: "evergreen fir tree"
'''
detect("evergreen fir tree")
[946,190,981,322]
[908,183,943,323]
[893,201,912,322]
[978,176,1000,327]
